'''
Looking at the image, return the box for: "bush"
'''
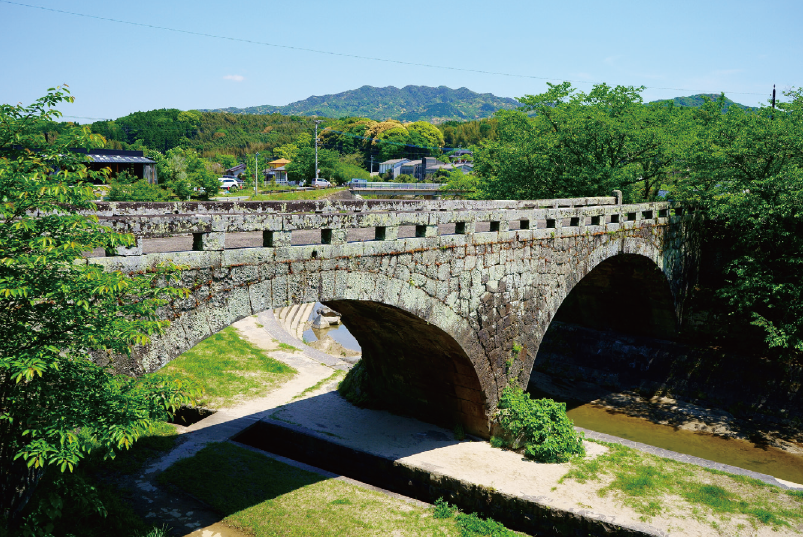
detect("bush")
[495,385,585,463]
[431,498,517,536]
[107,179,174,201]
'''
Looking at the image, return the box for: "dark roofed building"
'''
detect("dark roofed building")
[72,148,158,184]
[225,163,247,177]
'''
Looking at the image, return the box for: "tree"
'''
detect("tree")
[107,170,174,202]
[285,147,339,183]
[406,121,444,155]
[474,82,677,201]
[0,88,192,529]
[671,91,803,354]
[154,147,219,200]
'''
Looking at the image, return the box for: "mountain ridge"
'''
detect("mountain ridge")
[199,85,522,123]
[199,85,754,123]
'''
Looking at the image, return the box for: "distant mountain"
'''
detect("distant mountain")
[649,93,754,112]
[199,85,522,123]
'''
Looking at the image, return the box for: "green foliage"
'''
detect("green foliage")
[107,179,174,202]
[474,82,678,201]
[432,497,457,519]
[495,386,585,463]
[285,146,339,183]
[151,146,219,200]
[439,118,498,147]
[331,162,370,185]
[0,87,193,528]
[337,361,376,407]
[671,90,803,353]
[653,93,755,112]
[92,109,323,158]
[453,424,466,441]
[431,498,518,536]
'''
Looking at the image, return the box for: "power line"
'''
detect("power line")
[2,0,777,98]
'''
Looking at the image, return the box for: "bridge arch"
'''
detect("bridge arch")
[137,269,493,437]
[527,235,682,392]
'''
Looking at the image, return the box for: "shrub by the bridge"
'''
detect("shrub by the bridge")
[495,386,585,463]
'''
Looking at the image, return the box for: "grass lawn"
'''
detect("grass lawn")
[560,440,803,531]
[250,187,346,201]
[159,442,522,537]
[152,326,296,408]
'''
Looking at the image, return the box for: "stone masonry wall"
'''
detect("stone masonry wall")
[88,199,698,436]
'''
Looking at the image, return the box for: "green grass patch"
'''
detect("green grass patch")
[251,187,346,201]
[159,442,472,536]
[153,326,295,408]
[278,341,299,352]
[560,440,803,528]
[292,369,346,401]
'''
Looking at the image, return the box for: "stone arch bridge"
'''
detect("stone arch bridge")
[89,196,700,437]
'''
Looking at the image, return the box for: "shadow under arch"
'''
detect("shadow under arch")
[531,252,681,404]
[323,300,488,438]
[552,253,678,339]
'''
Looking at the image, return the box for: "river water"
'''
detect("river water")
[527,386,803,484]
[301,302,362,352]
[298,313,803,484]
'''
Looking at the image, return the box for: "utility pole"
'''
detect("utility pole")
[314,120,322,181]
[254,152,259,196]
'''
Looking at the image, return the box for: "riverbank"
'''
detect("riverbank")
[57,310,803,536]
[156,312,803,535]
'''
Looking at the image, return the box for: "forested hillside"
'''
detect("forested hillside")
[90,109,331,158]
[651,93,755,112]
[201,85,521,123]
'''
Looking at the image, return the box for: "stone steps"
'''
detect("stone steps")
[274,302,315,341]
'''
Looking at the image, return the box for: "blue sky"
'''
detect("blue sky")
[1,0,800,120]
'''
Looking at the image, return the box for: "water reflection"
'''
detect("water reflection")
[301,302,362,353]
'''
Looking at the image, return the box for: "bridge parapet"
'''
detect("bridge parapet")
[95,200,684,257]
[87,196,618,217]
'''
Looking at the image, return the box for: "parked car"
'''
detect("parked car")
[312,179,332,188]
[221,175,244,188]
[219,177,240,191]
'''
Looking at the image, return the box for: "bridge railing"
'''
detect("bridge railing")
[86,196,618,217]
[350,182,446,190]
[88,198,687,257]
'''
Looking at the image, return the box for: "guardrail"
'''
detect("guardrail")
[90,199,687,257]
